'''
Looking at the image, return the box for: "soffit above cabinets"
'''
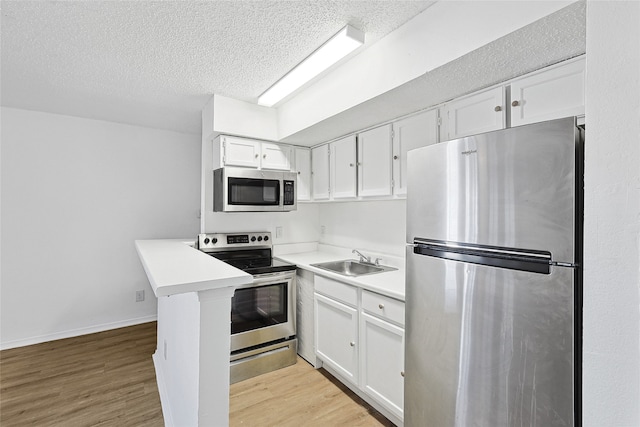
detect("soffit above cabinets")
[280,1,586,146]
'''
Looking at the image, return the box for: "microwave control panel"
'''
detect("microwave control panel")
[283,180,295,206]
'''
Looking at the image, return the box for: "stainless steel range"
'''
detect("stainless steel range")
[197,232,297,383]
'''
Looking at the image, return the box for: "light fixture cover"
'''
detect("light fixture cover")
[258,25,365,107]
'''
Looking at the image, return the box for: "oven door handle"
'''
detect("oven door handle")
[247,271,295,287]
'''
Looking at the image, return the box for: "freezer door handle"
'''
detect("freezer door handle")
[412,241,552,274]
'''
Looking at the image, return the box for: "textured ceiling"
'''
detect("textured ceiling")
[1,0,435,135]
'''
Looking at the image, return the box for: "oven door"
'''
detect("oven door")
[230,271,296,352]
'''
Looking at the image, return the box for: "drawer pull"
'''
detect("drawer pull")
[401,371,405,377]
[350,341,356,347]
[378,303,385,309]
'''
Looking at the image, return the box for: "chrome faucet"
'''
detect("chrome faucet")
[352,249,371,264]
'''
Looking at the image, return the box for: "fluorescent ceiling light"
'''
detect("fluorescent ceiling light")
[258,25,365,107]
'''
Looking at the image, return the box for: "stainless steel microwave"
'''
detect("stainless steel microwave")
[213,167,297,212]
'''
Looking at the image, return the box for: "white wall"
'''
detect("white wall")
[0,108,201,349]
[318,200,406,257]
[583,2,640,426]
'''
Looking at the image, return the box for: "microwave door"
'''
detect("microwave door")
[227,177,282,212]
[214,167,285,212]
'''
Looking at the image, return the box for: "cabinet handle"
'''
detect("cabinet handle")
[393,155,398,160]
[349,163,354,167]
[263,154,267,159]
[297,171,301,175]
[378,303,384,309]
[350,341,355,347]
[494,106,502,112]
[401,371,405,377]
[254,154,259,158]
[357,162,362,166]
[512,100,520,107]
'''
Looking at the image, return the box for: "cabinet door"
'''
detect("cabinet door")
[360,312,405,420]
[261,142,292,170]
[330,135,357,199]
[222,136,260,168]
[293,147,311,201]
[392,109,438,196]
[358,124,393,197]
[311,145,330,201]
[510,57,585,127]
[441,86,505,141]
[314,293,358,385]
[296,269,317,366]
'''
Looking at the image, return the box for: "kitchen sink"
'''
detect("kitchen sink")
[311,259,397,277]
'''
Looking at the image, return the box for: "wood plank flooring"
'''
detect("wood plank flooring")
[0,322,163,426]
[1,322,393,426]
[230,357,394,427]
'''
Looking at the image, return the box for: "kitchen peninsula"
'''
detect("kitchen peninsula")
[135,239,252,427]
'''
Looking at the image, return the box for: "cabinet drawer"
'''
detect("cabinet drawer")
[315,276,357,307]
[361,290,405,326]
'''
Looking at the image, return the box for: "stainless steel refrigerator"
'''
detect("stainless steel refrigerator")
[405,117,583,426]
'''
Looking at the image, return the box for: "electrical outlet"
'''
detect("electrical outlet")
[135,290,145,302]
[320,225,326,236]
[276,226,283,238]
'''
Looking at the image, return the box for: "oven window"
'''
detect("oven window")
[231,282,287,334]
[228,177,280,206]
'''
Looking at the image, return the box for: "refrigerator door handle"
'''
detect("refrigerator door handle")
[412,241,553,274]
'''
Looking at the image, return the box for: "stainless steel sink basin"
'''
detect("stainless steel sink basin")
[311,259,397,277]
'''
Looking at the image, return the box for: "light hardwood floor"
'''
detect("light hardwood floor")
[1,322,393,426]
[230,357,394,427]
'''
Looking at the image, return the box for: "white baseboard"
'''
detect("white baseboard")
[0,315,158,350]
[153,350,173,427]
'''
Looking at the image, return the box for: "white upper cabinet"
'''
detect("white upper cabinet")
[216,135,292,170]
[392,109,439,197]
[261,142,292,170]
[293,147,311,201]
[357,124,393,198]
[221,135,261,168]
[311,144,330,201]
[330,135,357,199]
[510,56,585,127]
[440,86,506,141]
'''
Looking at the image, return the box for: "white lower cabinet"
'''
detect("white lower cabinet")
[314,292,359,385]
[361,312,404,420]
[296,269,317,365]
[314,276,405,425]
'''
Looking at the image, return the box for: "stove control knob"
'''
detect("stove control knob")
[251,236,256,242]
[257,236,263,242]
[264,235,269,241]
[211,238,218,244]
[204,238,210,245]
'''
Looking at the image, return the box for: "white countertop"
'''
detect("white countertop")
[275,246,405,301]
[135,239,252,297]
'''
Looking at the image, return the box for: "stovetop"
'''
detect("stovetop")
[197,232,296,275]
